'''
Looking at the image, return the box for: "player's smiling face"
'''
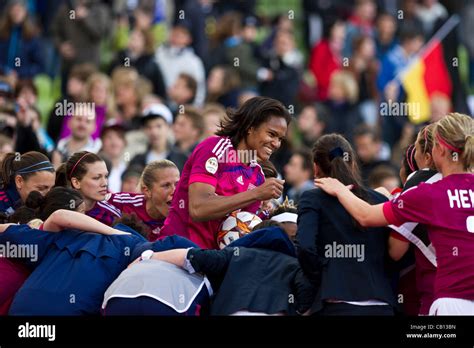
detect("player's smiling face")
[246,116,288,162]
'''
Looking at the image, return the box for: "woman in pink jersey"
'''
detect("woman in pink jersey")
[161,96,291,249]
[108,160,180,241]
[56,151,122,225]
[315,113,474,315]
[389,125,440,315]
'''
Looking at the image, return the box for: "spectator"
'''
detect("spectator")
[377,27,424,147]
[109,27,166,99]
[155,23,206,105]
[297,103,329,149]
[309,19,345,101]
[368,165,400,192]
[168,73,197,112]
[54,108,102,165]
[353,124,393,184]
[284,149,315,204]
[120,165,143,193]
[415,0,448,38]
[51,0,111,93]
[375,12,398,60]
[47,63,97,143]
[111,67,150,131]
[0,0,45,82]
[15,103,54,154]
[206,65,241,108]
[99,121,127,193]
[398,0,424,37]
[60,72,115,141]
[324,70,363,142]
[346,35,379,126]
[14,80,37,108]
[260,30,303,107]
[172,105,205,157]
[129,103,188,172]
[201,103,226,138]
[209,12,269,90]
[343,0,377,58]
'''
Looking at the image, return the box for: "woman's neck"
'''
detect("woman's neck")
[441,162,466,177]
[145,200,164,220]
[84,197,96,212]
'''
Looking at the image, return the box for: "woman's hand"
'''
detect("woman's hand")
[314,177,352,197]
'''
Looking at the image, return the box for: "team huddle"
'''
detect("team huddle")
[0,97,473,316]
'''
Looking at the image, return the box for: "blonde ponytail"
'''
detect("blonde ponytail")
[434,113,474,171]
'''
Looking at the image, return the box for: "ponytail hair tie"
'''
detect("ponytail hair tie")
[329,147,344,161]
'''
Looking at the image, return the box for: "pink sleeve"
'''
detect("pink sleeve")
[383,184,434,227]
[189,137,222,188]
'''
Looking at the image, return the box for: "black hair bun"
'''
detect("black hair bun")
[24,190,45,210]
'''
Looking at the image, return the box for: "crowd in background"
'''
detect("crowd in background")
[0,0,473,201]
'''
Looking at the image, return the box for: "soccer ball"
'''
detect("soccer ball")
[217,211,262,249]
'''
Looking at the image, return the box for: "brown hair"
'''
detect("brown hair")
[293,148,315,178]
[0,151,54,188]
[368,165,399,189]
[139,160,178,190]
[211,11,243,47]
[55,151,104,187]
[9,187,84,223]
[179,105,205,138]
[216,96,291,147]
[433,113,474,171]
[206,65,241,103]
[178,73,197,103]
[313,134,368,200]
[0,2,39,40]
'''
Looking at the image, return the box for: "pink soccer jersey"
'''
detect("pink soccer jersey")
[86,199,122,225]
[161,136,265,249]
[108,192,165,241]
[383,173,474,301]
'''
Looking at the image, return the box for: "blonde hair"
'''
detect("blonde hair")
[139,160,178,190]
[433,113,474,171]
[416,123,435,155]
[330,70,359,104]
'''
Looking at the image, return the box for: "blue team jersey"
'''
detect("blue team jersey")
[0,185,22,216]
[0,223,197,315]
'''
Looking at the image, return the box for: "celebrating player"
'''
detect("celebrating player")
[160,96,290,249]
[108,160,180,241]
[56,151,122,224]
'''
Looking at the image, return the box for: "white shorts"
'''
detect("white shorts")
[429,297,474,315]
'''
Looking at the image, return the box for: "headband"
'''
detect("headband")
[16,161,54,175]
[270,212,298,224]
[405,145,416,172]
[436,133,462,153]
[69,153,91,179]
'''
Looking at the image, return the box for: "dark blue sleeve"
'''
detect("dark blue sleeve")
[0,224,57,267]
[295,190,325,287]
[131,235,199,260]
